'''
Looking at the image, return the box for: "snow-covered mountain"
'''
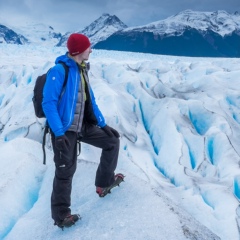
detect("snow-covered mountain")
[0,24,28,44]
[0,22,62,46]
[56,13,127,47]
[12,22,62,46]
[125,10,240,37]
[1,10,240,56]
[94,10,240,57]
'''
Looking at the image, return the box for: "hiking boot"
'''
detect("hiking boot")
[96,186,111,197]
[54,214,81,229]
[96,173,125,197]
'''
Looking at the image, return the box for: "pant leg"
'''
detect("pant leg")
[50,131,78,222]
[80,123,120,188]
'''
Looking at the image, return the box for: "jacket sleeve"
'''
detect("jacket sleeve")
[42,65,66,136]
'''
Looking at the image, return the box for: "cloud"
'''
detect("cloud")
[0,0,239,32]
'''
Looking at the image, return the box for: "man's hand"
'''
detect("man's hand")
[55,134,70,151]
[102,125,120,138]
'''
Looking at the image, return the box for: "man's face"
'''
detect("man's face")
[80,47,92,61]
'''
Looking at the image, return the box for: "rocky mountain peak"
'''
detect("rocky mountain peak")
[57,13,127,47]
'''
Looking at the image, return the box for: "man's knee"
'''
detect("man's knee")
[110,136,120,148]
[103,136,120,151]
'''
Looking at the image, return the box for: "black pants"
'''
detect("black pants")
[50,122,120,222]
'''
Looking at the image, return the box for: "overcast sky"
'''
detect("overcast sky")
[0,0,239,33]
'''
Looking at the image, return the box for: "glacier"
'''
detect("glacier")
[0,43,240,239]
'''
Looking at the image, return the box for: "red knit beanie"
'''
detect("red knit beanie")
[67,33,91,56]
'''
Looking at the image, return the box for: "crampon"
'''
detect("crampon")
[96,173,125,197]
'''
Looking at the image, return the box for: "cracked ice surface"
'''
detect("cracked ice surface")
[0,44,240,239]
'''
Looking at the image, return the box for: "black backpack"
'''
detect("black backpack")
[32,62,69,164]
[32,62,69,118]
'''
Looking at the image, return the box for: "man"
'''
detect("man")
[42,33,123,229]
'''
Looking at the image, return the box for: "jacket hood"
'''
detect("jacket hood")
[55,53,77,68]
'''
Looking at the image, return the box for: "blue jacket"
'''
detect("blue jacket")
[42,53,106,137]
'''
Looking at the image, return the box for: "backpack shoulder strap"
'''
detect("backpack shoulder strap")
[59,61,69,88]
[42,124,50,165]
[58,61,69,102]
